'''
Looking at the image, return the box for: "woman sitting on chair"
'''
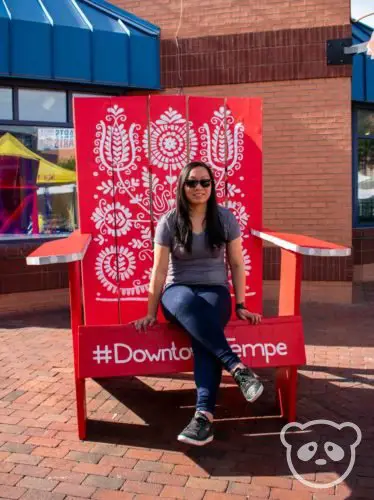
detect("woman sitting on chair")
[134,161,264,446]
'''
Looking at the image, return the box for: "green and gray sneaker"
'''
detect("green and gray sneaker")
[177,411,214,446]
[233,367,264,403]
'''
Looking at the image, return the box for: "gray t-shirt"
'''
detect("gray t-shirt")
[154,205,241,288]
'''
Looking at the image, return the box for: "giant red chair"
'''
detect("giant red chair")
[26,96,350,440]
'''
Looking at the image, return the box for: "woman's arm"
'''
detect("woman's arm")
[226,236,246,304]
[147,243,170,317]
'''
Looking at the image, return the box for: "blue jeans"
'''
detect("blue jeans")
[160,284,241,414]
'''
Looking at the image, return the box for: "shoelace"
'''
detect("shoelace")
[188,414,209,432]
[235,369,257,387]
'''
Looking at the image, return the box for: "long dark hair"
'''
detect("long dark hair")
[174,161,227,253]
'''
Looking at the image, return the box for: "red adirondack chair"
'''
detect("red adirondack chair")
[26,96,350,440]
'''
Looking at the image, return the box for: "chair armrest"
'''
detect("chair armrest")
[26,231,92,266]
[251,229,351,257]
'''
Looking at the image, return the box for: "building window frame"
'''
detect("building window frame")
[0,87,14,120]
[0,84,122,128]
[0,81,123,242]
[352,102,374,228]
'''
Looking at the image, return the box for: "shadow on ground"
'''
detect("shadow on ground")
[85,361,374,499]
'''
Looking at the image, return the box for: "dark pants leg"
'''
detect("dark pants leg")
[161,284,240,414]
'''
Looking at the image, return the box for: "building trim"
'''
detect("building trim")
[161,24,352,88]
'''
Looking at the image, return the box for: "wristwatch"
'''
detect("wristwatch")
[235,302,246,310]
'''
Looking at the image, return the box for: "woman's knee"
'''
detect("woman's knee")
[161,285,196,317]
[196,287,232,326]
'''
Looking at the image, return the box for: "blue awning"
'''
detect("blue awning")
[0,0,160,89]
[352,21,374,103]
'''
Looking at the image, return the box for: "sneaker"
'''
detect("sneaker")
[177,412,214,446]
[233,367,264,403]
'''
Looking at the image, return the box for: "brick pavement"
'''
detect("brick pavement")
[0,300,373,500]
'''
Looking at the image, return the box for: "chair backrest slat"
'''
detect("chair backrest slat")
[109,97,152,324]
[75,97,122,325]
[187,97,227,206]
[148,95,189,217]
[225,97,263,312]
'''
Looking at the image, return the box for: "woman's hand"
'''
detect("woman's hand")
[133,314,157,332]
[236,308,262,324]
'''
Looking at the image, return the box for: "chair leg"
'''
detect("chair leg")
[276,366,297,423]
[75,378,87,440]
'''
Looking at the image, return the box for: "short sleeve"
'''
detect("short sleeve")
[225,209,241,241]
[154,213,172,247]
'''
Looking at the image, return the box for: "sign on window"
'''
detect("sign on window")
[37,128,75,151]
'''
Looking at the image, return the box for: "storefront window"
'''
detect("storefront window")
[358,109,374,136]
[0,88,13,120]
[356,109,374,226]
[19,89,67,123]
[0,126,77,239]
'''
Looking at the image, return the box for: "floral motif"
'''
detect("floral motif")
[227,248,253,292]
[204,106,227,167]
[95,246,118,294]
[117,246,136,281]
[225,109,244,175]
[95,245,136,295]
[97,179,115,196]
[227,183,241,198]
[91,201,132,237]
[242,248,252,275]
[227,200,249,233]
[129,227,152,250]
[198,106,244,199]
[94,104,141,176]
[94,234,106,246]
[143,107,198,171]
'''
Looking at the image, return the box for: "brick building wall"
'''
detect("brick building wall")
[0,0,353,306]
[115,0,350,38]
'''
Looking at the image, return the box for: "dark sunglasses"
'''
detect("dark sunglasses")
[185,179,212,188]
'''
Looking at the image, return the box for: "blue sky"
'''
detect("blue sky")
[351,0,374,27]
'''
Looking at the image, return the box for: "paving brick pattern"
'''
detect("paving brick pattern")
[0,301,373,499]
